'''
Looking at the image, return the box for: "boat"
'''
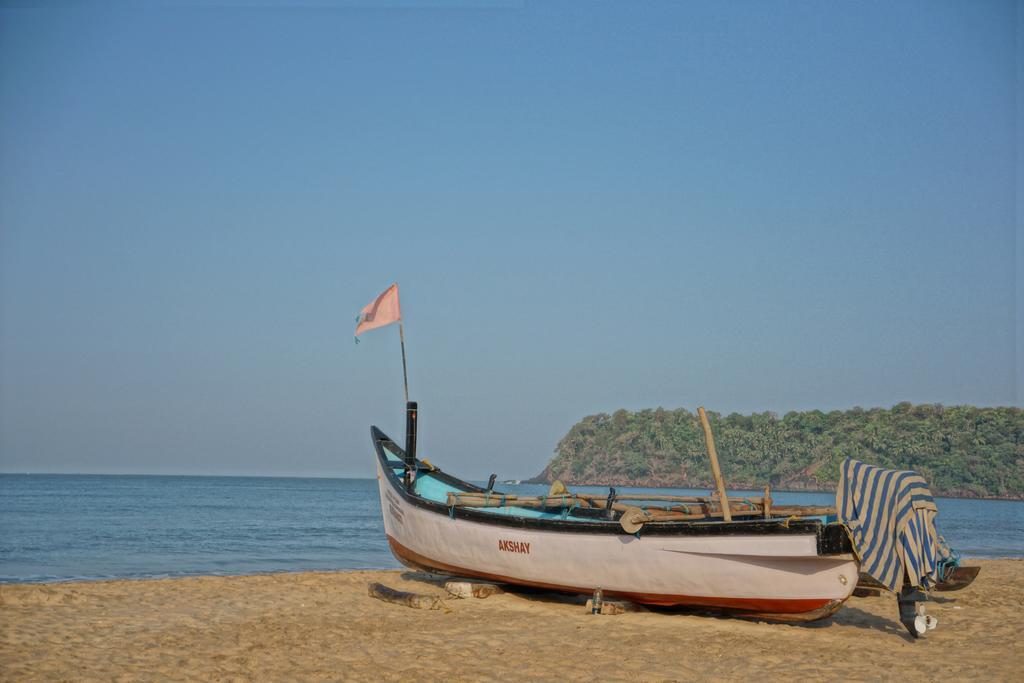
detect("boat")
[356,284,972,636]
[372,404,861,622]
[372,401,977,637]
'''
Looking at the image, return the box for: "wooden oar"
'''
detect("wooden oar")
[448,493,605,510]
[619,505,837,532]
[452,491,765,506]
[447,493,775,516]
[763,505,835,516]
[446,493,834,521]
[593,493,756,504]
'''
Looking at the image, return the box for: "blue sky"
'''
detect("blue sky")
[1,0,1020,478]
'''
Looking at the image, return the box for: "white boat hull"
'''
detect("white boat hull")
[376,458,858,618]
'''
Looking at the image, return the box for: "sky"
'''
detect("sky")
[0,0,1020,479]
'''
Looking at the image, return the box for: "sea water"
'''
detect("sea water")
[1,474,1021,583]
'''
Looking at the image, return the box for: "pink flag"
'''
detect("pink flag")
[355,283,402,338]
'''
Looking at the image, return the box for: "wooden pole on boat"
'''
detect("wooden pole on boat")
[697,407,731,522]
[449,491,761,505]
[398,321,410,403]
[404,401,418,487]
[446,491,834,518]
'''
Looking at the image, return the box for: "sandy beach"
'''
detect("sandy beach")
[1,559,1020,681]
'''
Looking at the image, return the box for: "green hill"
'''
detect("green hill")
[529,403,1024,499]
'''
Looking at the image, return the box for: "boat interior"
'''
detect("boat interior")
[377,430,838,527]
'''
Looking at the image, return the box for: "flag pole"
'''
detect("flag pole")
[399,318,415,487]
[398,320,409,403]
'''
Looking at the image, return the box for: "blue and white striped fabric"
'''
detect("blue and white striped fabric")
[836,458,951,592]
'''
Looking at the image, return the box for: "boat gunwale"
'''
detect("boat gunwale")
[371,426,851,554]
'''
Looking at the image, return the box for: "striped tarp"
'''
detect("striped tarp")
[836,458,951,592]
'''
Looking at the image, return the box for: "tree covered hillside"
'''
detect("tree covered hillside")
[530,403,1024,498]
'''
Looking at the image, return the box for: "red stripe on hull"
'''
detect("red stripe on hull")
[386,535,838,616]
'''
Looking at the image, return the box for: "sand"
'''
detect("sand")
[1,559,1021,682]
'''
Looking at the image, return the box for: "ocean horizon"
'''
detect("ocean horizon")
[2,473,1022,584]
[4,471,1021,502]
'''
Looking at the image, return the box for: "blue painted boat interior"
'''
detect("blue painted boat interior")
[395,466,836,526]
[410,471,585,520]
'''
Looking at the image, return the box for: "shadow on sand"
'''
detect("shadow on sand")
[400,570,926,640]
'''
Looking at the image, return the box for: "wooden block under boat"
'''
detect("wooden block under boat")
[444,581,504,599]
[585,598,644,615]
